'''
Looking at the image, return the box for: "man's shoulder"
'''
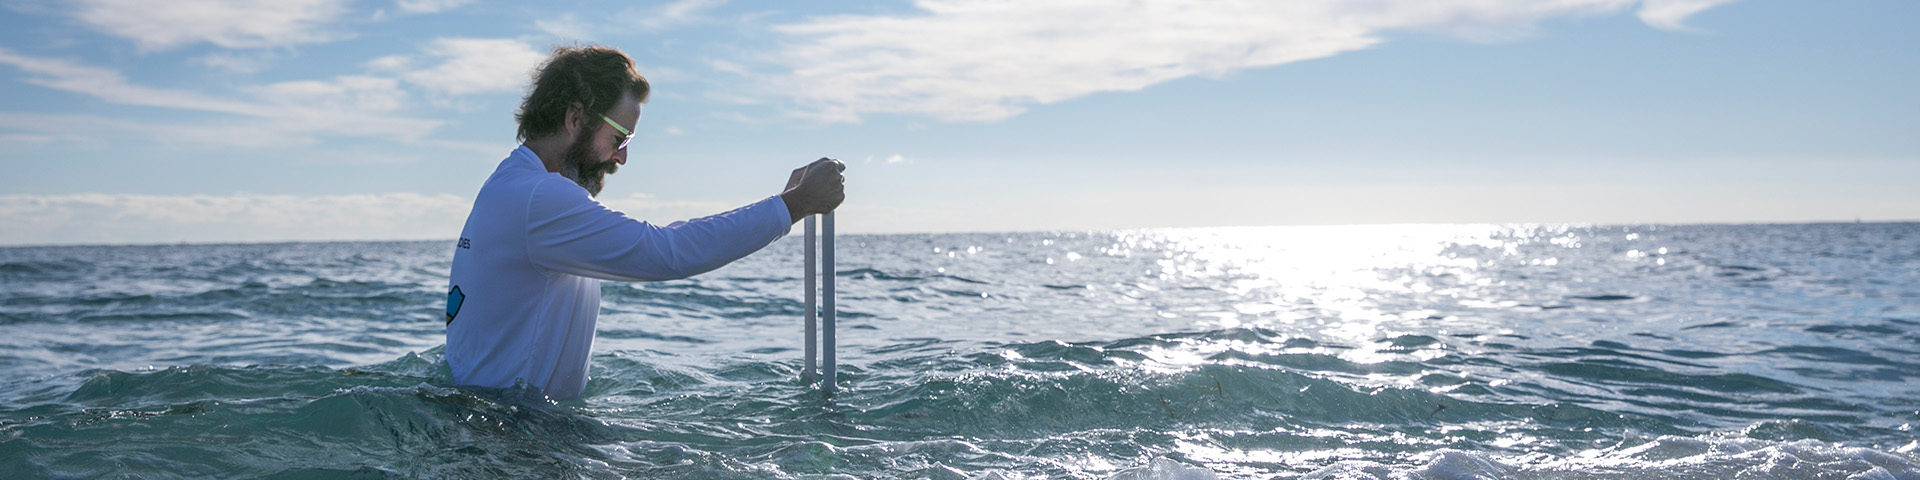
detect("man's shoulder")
[527,172,591,203]
[510,172,605,225]
[480,156,571,198]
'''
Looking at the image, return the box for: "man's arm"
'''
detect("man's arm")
[526,178,791,282]
[525,158,847,281]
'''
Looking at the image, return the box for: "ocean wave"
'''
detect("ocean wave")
[3,338,1916,479]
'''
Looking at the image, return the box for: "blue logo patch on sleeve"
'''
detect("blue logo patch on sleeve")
[446,286,465,325]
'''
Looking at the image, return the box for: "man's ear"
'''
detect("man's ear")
[563,101,584,138]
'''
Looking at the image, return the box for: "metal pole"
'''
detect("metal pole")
[821,211,836,394]
[802,216,816,383]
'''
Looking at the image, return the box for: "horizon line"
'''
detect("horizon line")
[5,218,1913,249]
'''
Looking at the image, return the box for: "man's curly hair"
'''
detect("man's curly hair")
[515,44,650,143]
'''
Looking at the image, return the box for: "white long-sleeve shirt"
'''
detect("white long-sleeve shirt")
[445,146,791,399]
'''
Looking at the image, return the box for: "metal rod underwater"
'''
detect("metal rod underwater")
[822,211,836,394]
[802,212,836,394]
[803,216,817,383]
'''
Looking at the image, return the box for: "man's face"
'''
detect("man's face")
[560,91,639,197]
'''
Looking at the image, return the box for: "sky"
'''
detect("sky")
[0,0,1915,246]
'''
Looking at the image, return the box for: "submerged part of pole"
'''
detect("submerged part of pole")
[821,211,836,394]
[802,215,817,383]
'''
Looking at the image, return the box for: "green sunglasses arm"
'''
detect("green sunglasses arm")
[599,115,631,136]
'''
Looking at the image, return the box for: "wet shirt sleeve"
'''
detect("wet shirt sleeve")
[523,176,792,282]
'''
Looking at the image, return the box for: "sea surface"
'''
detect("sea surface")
[2,223,1918,479]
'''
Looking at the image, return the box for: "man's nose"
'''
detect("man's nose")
[614,149,627,166]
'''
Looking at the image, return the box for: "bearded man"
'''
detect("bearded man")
[444,45,845,400]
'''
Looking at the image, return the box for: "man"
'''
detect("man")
[444,44,845,400]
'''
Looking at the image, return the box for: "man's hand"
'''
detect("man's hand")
[781,157,846,223]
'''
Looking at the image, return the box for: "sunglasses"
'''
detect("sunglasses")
[600,114,633,151]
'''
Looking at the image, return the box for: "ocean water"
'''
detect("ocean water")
[2,223,1917,479]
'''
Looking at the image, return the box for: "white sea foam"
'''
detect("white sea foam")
[1105,457,1223,480]
[1302,436,1920,480]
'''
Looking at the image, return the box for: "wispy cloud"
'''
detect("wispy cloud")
[253,75,408,114]
[195,51,282,74]
[71,0,354,51]
[0,133,60,145]
[0,112,290,149]
[534,14,594,42]
[0,47,272,116]
[634,0,729,31]
[398,38,547,96]
[1637,0,1740,31]
[768,0,1742,123]
[0,47,443,148]
[532,0,728,42]
[0,43,534,152]
[394,0,475,15]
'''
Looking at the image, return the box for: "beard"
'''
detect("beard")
[558,129,618,197]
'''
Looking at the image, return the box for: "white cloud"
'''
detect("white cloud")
[399,38,547,96]
[0,133,58,144]
[255,75,408,113]
[0,43,536,154]
[533,0,725,43]
[665,126,687,136]
[1637,0,1739,31]
[71,0,353,51]
[634,0,728,30]
[0,110,436,152]
[0,48,445,148]
[196,51,280,74]
[0,46,271,116]
[395,0,475,14]
[769,0,1743,123]
[0,113,143,147]
[363,54,413,72]
[710,111,764,124]
[535,14,594,42]
[0,193,472,246]
[708,59,749,76]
